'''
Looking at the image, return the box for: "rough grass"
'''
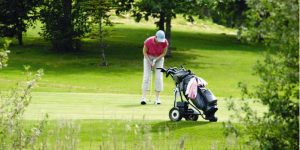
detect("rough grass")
[28,119,233,149]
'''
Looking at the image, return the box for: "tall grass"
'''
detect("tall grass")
[0,67,46,149]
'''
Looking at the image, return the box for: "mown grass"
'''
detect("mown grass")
[23,92,267,121]
[0,16,263,98]
[20,91,264,148]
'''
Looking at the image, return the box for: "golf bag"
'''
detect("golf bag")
[158,67,218,121]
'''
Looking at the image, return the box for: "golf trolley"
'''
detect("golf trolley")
[157,67,218,122]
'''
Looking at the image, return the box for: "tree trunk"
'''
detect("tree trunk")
[204,6,210,17]
[16,20,23,46]
[17,31,23,46]
[99,15,108,66]
[62,0,74,52]
[157,12,165,31]
[165,13,172,57]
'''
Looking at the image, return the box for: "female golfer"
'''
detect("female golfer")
[141,30,169,105]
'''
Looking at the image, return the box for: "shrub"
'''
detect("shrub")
[0,67,48,149]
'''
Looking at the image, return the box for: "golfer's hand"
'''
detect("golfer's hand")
[152,59,156,67]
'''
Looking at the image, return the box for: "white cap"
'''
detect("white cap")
[155,30,166,42]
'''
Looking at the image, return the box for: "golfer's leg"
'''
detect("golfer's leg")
[154,57,164,101]
[142,57,151,99]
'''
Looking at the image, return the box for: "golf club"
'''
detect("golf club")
[148,59,156,103]
[148,65,154,102]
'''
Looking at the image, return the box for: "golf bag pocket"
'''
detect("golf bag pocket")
[191,93,206,110]
[201,89,217,104]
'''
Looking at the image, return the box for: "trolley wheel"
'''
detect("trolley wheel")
[184,114,199,121]
[169,107,182,121]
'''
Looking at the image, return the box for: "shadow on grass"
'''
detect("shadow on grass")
[150,120,210,132]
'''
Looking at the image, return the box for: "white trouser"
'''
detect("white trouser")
[142,56,164,93]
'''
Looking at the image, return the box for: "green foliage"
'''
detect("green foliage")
[128,0,248,28]
[224,0,299,149]
[208,0,248,28]
[125,0,203,23]
[82,0,113,66]
[0,39,11,69]
[128,0,198,30]
[174,0,249,29]
[0,0,41,45]
[115,0,135,15]
[83,0,113,26]
[0,67,47,149]
[40,0,90,52]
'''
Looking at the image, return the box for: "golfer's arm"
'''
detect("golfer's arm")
[143,45,151,64]
[156,47,168,60]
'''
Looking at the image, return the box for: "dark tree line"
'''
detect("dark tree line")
[0,0,41,46]
[39,0,90,52]
[0,0,114,66]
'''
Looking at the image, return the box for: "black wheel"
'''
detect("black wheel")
[169,107,182,121]
[184,114,199,121]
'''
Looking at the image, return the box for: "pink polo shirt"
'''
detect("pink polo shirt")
[144,36,168,57]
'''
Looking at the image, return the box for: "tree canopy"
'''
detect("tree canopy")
[0,0,41,45]
[40,0,90,52]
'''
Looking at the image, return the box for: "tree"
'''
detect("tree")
[0,0,41,45]
[40,0,90,52]
[224,0,299,149]
[206,0,248,28]
[83,0,113,66]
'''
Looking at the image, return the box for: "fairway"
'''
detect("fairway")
[25,92,266,122]
[25,92,253,149]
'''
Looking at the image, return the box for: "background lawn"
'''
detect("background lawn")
[0,16,263,98]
